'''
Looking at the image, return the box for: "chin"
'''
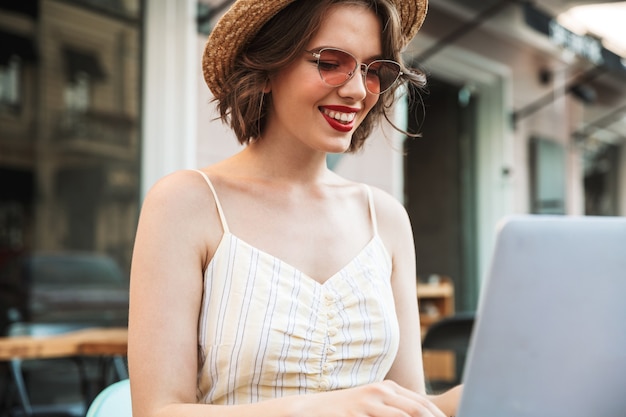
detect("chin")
[325,138,353,154]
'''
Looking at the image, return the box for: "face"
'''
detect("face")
[264,4,383,154]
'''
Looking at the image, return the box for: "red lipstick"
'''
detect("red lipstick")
[320,106,360,133]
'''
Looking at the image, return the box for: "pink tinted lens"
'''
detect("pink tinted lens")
[316,49,401,94]
[317,49,357,86]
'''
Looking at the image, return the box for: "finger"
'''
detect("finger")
[383,382,447,417]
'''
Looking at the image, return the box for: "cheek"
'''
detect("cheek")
[362,95,380,117]
[270,76,325,110]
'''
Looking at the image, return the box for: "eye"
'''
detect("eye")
[366,63,382,78]
[318,60,341,72]
[367,68,380,78]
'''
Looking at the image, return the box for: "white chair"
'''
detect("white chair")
[86,379,132,417]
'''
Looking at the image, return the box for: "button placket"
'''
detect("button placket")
[319,290,340,391]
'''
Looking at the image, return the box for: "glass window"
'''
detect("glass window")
[64,72,91,112]
[0,0,143,331]
[0,56,21,107]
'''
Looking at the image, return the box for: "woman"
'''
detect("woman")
[128,1,461,416]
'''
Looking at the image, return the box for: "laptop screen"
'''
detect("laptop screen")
[458,215,626,417]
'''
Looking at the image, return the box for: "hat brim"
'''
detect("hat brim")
[202,0,428,97]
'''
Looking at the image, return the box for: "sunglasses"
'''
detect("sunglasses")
[306,47,403,95]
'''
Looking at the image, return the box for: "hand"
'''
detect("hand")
[297,380,447,417]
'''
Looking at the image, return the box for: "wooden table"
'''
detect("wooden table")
[0,327,128,415]
[0,327,128,361]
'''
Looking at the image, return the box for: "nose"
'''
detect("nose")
[338,64,368,100]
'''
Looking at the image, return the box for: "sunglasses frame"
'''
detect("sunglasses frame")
[306,47,403,95]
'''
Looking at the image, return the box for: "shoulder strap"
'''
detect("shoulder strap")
[193,169,230,234]
[365,185,378,236]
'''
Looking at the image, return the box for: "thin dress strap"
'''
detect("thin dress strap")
[193,169,230,234]
[365,185,378,236]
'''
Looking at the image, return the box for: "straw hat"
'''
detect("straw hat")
[202,0,428,97]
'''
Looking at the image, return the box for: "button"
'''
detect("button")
[319,378,331,390]
[326,345,337,354]
[324,293,336,303]
[327,327,338,337]
[326,310,337,319]
[322,364,335,374]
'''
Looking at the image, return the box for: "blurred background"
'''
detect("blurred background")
[1,0,625,415]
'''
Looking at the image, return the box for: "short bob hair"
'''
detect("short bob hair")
[214,0,426,153]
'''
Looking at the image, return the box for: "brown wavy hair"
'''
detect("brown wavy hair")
[214,0,426,152]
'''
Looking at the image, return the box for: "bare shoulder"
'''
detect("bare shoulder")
[141,169,223,223]
[138,169,224,257]
[367,186,411,230]
[143,169,212,210]
[367,186,414,259]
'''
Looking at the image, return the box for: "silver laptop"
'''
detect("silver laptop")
[458,215,626,417]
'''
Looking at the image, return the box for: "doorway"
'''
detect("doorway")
[404,77,479,312]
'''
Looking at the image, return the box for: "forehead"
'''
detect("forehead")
[307,4,383,58]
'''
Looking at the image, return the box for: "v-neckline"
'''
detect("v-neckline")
[209,232,385,287]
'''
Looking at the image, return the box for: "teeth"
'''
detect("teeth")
[323,108,356,124]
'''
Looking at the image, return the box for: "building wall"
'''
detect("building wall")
[141,0,198,194]
[36,1,141,255]
[409,4,609,283]
[0,0,142,271]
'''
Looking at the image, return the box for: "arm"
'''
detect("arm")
[373,188,461,417]
[429,385,463,417]
[128,170,215,417]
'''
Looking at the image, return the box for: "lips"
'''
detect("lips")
[320,106,359,133]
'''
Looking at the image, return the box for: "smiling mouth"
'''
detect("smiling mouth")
[320,107,357,125]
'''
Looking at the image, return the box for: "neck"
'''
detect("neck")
[237,138,336,184]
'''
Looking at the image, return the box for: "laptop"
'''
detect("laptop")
[457,215,626,417]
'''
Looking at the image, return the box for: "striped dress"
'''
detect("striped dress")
[194,171,400,404]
